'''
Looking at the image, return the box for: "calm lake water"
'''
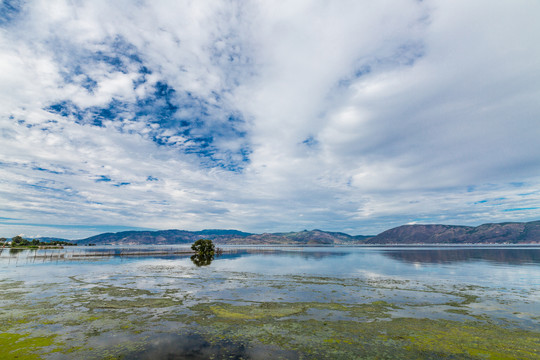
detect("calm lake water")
[1,246,539,359]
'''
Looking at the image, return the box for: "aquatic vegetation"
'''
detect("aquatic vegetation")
[0,290,29,301]
[187,301,540,359]
[88,284,154,298]
[0,332,61,359]
[1,247,538,358]
[0,279,26,290]
[402,318,540,359]
[82,296,182,310]
[0,280,29,301]
[0,312,33,333]
[201,302,308,319]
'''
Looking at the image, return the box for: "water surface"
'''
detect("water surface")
[1,246,539,359]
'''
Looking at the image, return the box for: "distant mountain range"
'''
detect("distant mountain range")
[39,220,540,245]
[367,221,540,244]
[72,229,370,245]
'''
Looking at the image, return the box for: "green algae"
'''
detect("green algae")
[2,274,526,359]
[402,318,540,359]
[445,292,479,306]
[0,280,183,358]
[82,296,182,310]
[0,332,61,359]
[192,300,400,323]
[186,300,540,359]
[205,302,307,319]
[0,305,60,334]
[445,308,471,316]
[0,314,33,333]
[0,280,30,301]
[0,280,25,290]
[88,284,154,298]
[340,300,401,320]
[2,254,538,359]
[60,280,184,311]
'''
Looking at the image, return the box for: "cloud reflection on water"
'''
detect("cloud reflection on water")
[210,247,540,289]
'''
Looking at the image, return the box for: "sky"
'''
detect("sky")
[1,0,540,239]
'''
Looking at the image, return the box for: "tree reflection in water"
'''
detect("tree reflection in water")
[191,254,214,266]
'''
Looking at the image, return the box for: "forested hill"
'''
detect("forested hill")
[367,221,540,244]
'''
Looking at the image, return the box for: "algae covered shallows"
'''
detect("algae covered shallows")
[0,246,539,359]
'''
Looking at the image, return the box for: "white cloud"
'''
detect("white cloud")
[1,0,539,238]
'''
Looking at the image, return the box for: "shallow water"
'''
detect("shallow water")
[1,246,539,359]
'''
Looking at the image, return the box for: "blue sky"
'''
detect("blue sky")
[1,0,540,239]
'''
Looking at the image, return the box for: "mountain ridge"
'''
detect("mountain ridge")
[367,220,540,244]
[71,229,371,245]
[30,220,540,245]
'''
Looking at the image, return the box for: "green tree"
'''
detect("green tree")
[190,239,215,267]
[11,235,29,247]
[191,239,215,256]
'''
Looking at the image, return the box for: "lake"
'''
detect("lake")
[1,245,539,359]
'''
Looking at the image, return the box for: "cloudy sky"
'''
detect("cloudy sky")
[1,0,539,239]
